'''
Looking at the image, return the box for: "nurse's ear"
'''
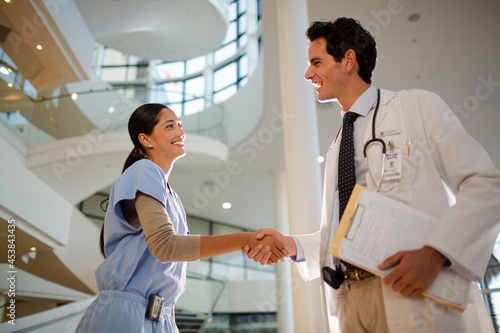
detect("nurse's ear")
[138,133,153,150]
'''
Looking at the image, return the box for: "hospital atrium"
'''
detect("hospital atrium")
[0,0,499,332]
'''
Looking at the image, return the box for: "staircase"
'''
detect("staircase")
[175,309,208,332]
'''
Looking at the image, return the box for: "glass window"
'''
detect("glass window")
[187,216,211,235]
[102,48,128,65]
[1,67,16,87]
[239,54,248,78]
[156,61,185,80]
[238,33,248,48]
[127,55,142,65]
[212,262,244,280]
[185,76,205,99]
[238,0,247,15]
[161,81,184,104]
[214,63,237,91]
[123,88,136,100]
[100,67,127,81]
[246,267,276,281]
[228,1,237,21]
[184,98,204,116]
[213,251,244,267]
[2,111,26,128]
[96,0,260,117]
[222,21,237,45]
[214,42,237,64]
[186,56,206,75]
[187,260,211,277]
[0,51,14,69]
[239,76,249,88]
[238,13,248,34]
[213,85,237,104]
[212,224,240,235]
[125,66,139,81]
[168,103,183,117]
[22,78,37,99]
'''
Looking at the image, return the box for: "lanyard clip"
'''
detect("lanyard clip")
[388,141,395,153]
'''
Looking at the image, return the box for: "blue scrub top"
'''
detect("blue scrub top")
[96,159,189,308]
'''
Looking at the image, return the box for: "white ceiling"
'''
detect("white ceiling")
[74,0,228,61]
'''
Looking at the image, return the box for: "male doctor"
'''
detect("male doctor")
[245,17,500,332]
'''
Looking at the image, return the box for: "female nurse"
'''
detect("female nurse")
[76,103,287,332]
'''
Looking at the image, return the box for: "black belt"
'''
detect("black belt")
[322,261,374,290]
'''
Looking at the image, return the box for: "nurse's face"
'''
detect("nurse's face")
[147,108,186,162]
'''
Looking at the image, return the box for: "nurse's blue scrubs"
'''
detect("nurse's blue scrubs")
[77,159,189,332]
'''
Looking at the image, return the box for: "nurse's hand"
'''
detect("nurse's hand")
[378,245,448,297]
[242,228,296,265]
[244,230,289,265]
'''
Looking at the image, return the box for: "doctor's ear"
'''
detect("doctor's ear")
[343,49,357,73]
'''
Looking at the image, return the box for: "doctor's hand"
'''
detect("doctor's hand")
[378,245,448,297]
[245,231,289,265]
[242,228,296,266]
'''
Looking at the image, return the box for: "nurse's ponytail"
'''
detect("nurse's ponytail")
[99,103,168,258]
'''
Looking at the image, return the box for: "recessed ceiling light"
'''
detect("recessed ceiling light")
[30,247,37,252]
[108,106,115,113]
[71,93,78,100]
[0,66,9,75]
[317,156,325,164]
[222,202,232,209]
[409,13,421,22]
[7,83,13,88]
[36,44,43,50]
[4,0,11,3]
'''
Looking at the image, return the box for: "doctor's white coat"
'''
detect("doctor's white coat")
[294,89,500,333]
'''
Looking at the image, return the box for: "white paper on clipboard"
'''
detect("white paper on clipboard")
[329,184,470,313]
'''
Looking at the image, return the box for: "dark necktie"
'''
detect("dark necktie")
[338,111,359,219]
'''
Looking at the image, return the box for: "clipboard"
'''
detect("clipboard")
[329,184,470,313]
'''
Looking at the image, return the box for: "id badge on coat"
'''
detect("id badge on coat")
[383,146,402,181]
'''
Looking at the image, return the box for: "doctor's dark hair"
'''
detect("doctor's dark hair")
[99,103,167,258]
[306,17,377,84]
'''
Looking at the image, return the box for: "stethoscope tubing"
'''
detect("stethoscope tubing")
[363,89,386,192]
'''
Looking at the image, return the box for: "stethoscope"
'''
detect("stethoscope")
[362,88,386,192]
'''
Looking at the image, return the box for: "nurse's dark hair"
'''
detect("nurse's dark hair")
[99,103,167,258]
[306,17,377,84]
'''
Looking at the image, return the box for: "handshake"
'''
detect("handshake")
[243,228,297,265]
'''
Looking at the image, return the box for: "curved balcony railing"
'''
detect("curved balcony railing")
[0,84,227,148]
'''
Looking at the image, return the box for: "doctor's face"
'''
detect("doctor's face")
[304,38,348,103]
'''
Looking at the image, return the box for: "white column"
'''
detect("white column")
[273,170,294,333]
[276,0,325,332]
